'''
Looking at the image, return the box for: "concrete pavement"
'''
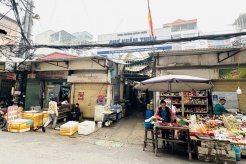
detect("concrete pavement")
[0,112,245,164]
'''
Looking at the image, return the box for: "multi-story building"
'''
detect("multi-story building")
[34,30,94,56]
[163,19,231,50]
[0,13,18,46]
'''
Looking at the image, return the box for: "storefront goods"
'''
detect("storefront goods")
[8,119,33,133]
[197,140,236,163]
[24,111,43,128]
[78,121,95,135]
[60,121,78,136]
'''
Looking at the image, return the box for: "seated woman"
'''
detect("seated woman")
[155,100,174,149]
[70,103,81,122]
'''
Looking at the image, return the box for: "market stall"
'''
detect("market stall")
[188,114,246,161]
[154,122,192,161]
[136,75,233,161]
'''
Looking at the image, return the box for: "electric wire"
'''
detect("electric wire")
[0,8,12,20]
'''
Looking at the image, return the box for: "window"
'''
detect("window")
[171,25,181,32]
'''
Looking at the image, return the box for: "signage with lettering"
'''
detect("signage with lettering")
[7,106,18,121]
[36,71,68,79]
[98,28,171,44]
[67,74,108,83]
[219,68,246,79]
[6,73,16,80]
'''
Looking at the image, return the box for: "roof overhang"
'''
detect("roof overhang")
[151,47,244,57]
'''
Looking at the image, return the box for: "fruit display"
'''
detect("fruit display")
[225,116,239,130]
[205,120,218,130]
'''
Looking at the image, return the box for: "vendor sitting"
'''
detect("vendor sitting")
[155,100,173,149]
[70,103,81,122]
[214,98,234,116]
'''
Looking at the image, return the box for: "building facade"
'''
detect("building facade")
[0,13,18,46]
[34,30,94,57]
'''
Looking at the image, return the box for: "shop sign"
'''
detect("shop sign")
[219,68,246,79]
[78,91,84,100]
[67,74,108,83]
[6,73,16,80]
[27,72,36,79]
[36,71,68,79]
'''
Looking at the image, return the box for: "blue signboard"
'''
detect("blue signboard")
[97,46,172,55]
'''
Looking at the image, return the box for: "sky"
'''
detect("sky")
[1,0,246,41]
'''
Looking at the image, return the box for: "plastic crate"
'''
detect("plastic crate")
[60,121,78,136]
[8,119,31,133]
[24,111,43,127]
[78,121,95,135]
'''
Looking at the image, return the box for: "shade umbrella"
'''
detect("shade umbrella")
[135,75,213,116]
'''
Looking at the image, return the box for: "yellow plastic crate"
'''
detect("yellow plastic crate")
[43,111,48,118]
[8,119,31,133]
[60,121,78,136]
[24,112,43,127]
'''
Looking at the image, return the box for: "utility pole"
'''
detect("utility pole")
[15,0,34,107]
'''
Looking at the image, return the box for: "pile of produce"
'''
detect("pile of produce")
[158,122,185,128]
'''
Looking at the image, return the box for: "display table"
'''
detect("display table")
[154,123,192,161]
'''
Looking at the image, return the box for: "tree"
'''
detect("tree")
[233,13,246,32]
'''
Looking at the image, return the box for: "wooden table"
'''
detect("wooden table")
[154,123,192,161]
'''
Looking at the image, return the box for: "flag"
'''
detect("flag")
[148,0,154,37]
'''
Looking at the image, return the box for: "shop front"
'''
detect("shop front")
[36,70,70,108]
[24,71,70,111]
[0,73,16,103]
[212,68,246,113]
[68,71,111,118]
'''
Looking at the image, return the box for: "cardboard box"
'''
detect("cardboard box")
[224,151,236,164]
[198,147,210,155]
[210,149,217,163]
[215,141,231,150]
[201,141,215,149]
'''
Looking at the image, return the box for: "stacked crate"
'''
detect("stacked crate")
[198,140,236,164]
[60,121,79,136]
[24,111,43,128]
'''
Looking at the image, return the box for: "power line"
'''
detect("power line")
[0,8,12,20]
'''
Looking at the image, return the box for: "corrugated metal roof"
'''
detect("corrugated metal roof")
[154,46,244,56]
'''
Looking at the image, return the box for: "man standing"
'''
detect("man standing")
[42,99,59,132]
[214,98,233,116]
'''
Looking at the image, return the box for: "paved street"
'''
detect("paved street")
[1,113,246,164]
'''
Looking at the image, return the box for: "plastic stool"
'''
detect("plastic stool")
[143,128,155,152]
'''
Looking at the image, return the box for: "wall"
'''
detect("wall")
[158,69,218,79]
[0,15,18,45]
[157,51,246,68]
[34,59,107,71]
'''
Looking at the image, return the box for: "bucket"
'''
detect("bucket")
[145,110,154,119]
[232,146,242,161]
[144,122,154,129]
[98,122,102,128]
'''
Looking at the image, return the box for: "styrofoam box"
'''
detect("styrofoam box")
[78,121,95,135]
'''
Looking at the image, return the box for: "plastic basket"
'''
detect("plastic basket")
[144,122,154,129]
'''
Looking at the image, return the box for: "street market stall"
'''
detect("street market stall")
[135,75,246,162]
[154,122,192,160]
